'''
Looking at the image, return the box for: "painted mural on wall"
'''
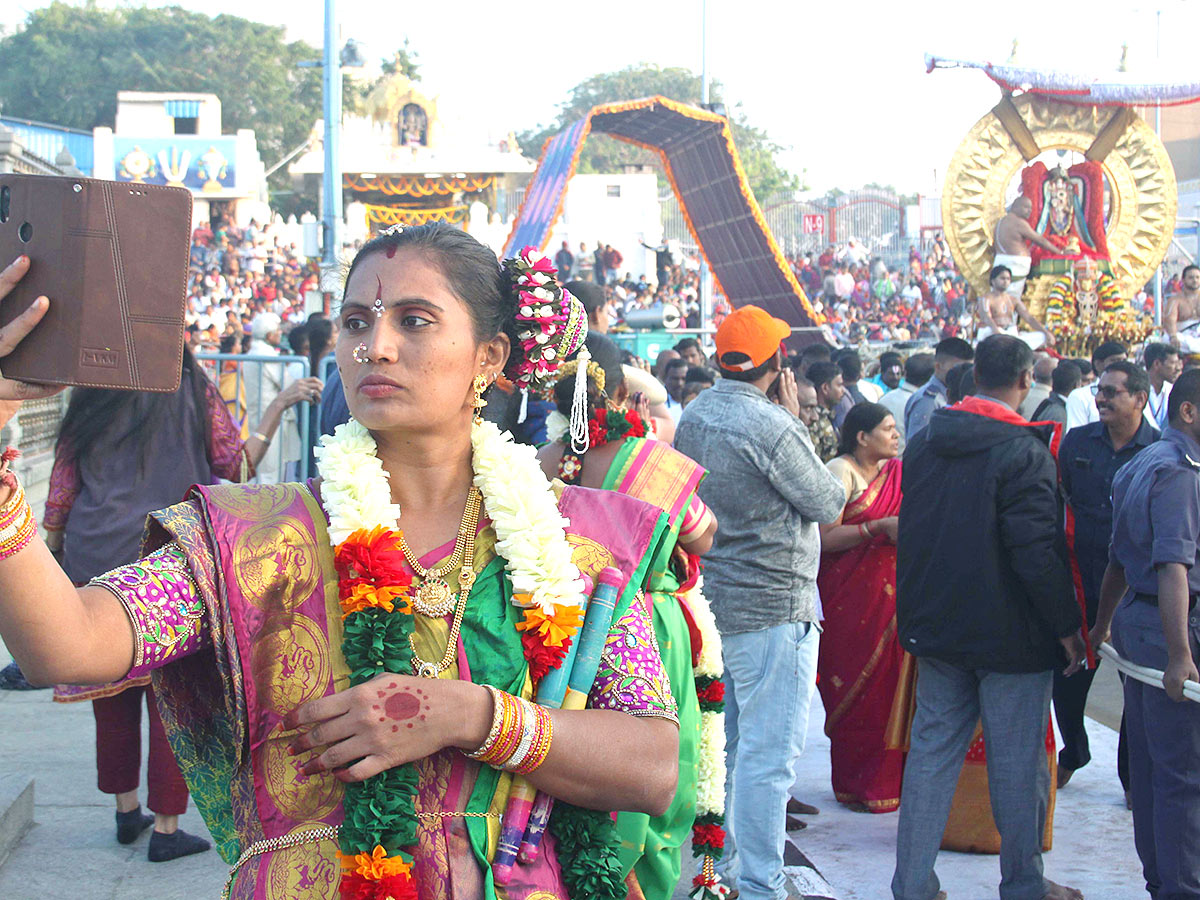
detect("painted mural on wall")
[113,137,237,193]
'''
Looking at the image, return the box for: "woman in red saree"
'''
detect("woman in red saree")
[817,402,907,813]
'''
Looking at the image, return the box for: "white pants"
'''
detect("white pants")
[976,325,1046,350]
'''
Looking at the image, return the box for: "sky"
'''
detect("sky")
[1,0,1197,194]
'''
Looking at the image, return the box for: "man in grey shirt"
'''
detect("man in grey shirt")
[675,307,844,900]
[904,337,974,440]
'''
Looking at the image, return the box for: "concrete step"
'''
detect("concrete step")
[0,774,33,869]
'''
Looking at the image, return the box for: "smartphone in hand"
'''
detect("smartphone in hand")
[0,174,192,391]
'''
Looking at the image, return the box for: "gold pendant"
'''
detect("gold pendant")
[412,577,456,617]
[414,660,440,679]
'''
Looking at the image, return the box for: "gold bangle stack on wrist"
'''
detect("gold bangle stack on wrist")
[0,477,36,560]
[467,684,554,774]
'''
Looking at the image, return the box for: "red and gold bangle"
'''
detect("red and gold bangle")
[469,685,505,759]
[0,478,27,529]
[0,479,36,561]
[469,687,525,767]
[510,705,553,775]
[466,688,554,773]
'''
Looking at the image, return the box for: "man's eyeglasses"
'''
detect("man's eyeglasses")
[1095,385,1129,399]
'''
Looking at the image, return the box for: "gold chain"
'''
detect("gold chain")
[415,810,500,819]
[221,825,340,900]
[400,487,482,617]
[398,487,480,582]
[409,493,482,678]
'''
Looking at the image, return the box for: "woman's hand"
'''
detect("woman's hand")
[277,376,324,409]
[632,391,651,427]
[876,516,900,542]
[0,256,66,430]
[284,673,490,782]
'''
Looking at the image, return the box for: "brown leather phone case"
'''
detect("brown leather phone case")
[0,174,191,392]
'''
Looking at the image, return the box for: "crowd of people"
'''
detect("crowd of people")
[786,235,976,344]
[0,221,1196,900]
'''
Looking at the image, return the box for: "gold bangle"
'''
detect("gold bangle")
[466,685,505,761]
[252,431,270,443]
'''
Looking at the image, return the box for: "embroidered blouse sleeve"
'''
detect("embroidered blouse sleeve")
[43,448,80,533]
[89,543,211,680]
[204,377,253,482]
[588,595,679,725]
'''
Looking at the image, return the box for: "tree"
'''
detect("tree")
[0,3,418,215]
[517,65,799,205]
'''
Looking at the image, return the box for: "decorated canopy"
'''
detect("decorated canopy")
[503,96,821,327]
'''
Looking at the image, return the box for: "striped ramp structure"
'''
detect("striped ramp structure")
[502,96,821,328]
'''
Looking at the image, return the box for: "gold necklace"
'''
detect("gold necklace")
[409,508,481,679]
[399,487,482,617]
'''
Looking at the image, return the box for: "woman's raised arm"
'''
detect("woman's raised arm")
[0,256,136,685]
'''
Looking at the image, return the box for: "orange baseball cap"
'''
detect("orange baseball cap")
[714,305,791,371]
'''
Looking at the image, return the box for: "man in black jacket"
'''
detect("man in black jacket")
[892,335,1087,900]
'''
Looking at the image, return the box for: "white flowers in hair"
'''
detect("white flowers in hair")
[544,410,570,445]
[317,417,583,619]
[569,345,593,454]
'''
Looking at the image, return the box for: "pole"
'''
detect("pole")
[698,0,713,335]
[1154,8,1164,325]
[322,0,342,271]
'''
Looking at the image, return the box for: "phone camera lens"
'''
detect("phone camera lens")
[17,222,32,243]
[73,184,82,193]
[0,186,9,224]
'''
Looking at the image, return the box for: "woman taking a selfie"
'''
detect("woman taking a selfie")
[0,224,679,900]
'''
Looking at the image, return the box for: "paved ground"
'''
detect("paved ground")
[0,636,1143,899]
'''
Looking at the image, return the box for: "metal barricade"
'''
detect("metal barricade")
[196,353,315,483]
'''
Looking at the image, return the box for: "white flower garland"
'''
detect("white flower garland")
[686,576,727,818]
[316,418,582,617]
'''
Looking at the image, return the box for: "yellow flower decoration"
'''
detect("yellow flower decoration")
[338,844,413,880]
[515,603,584,648]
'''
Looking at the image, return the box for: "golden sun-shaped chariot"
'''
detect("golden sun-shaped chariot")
[941,89,1176,350]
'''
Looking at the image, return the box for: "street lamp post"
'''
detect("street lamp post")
[322,0,342,271]
[698,0,713,335]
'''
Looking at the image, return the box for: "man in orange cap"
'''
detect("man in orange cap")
[675,306,846,900]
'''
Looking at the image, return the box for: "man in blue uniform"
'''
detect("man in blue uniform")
[1055,361,1157,789]
[1093,367,1200,900]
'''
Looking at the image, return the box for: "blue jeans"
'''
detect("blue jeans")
[892,659,1052,900]
[719,620,820,900]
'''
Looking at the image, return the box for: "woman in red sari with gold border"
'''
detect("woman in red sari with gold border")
[817,403,908,813]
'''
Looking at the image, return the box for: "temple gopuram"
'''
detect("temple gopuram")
[288,72,534,246]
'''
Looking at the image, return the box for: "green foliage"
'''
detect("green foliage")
[517,64,799,205]
[0,2,417,215]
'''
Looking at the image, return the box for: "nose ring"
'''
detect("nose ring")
[353,343,370,364]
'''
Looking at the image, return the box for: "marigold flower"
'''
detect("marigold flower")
[338,844,413,880]
[335,527,412,589]
[339,583,410,620]
[514,604,583,648]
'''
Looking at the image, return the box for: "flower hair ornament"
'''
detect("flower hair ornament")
[501,246,590,446]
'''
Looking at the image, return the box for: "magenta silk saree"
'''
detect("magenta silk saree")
[133,480,667,899]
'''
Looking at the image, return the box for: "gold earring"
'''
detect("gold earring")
[472,373,490,424]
